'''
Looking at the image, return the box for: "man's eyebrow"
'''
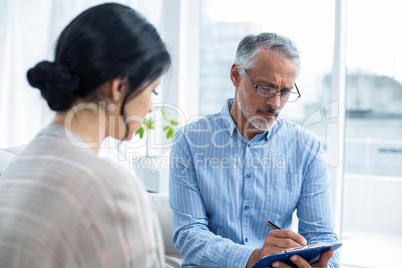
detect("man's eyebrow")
[259,81,294,91]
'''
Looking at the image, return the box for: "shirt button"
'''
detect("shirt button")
[244,206,249,211]
[245,174,251,179]
[247,144,251,148]
[245,238,249,243]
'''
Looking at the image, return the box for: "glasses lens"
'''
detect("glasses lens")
[282,92,299,102]
[257,86,276,97]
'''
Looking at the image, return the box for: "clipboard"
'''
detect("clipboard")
[251,242,343,268]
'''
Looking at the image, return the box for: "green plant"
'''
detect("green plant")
[135,106,179,157]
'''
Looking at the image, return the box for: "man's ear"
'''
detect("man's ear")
[230,63,241,87]
[109,77,128,102]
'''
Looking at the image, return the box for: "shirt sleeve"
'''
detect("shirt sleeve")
[297,140,340,268]
[169,130,256,267]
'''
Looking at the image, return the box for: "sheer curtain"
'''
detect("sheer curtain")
[0,0,163,149]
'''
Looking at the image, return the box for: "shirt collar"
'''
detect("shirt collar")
[220,98,237,137]
[220,98,282,141]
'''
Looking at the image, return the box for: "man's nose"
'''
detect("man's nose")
[268,91,282,109]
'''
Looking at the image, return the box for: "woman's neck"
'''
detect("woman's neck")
[52,105,108,154]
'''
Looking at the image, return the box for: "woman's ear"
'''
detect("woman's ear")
[109,77,129,102]
[230,64,241,87]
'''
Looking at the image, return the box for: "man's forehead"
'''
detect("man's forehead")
[251,53,297,80]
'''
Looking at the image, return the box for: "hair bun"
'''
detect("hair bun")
[27,61,80,111]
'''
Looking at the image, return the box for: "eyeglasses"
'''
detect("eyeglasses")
[244,69,301,102]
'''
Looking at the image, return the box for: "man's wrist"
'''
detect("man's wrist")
[245,248,260,268]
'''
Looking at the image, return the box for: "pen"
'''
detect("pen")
[266,220,281,230]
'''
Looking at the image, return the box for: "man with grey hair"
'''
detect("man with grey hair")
[170,33,339,268]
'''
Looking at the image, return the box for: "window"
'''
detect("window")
[341,0,402,266]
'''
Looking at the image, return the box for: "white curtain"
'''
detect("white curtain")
[0,0,163,148]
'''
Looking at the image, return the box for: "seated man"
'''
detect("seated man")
[169,32,339,268]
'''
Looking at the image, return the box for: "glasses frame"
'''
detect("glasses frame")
[244,69,301,102]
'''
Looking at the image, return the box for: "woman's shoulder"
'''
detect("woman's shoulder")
[9,130,143,197]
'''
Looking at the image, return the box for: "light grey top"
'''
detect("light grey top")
[0,124,165,268]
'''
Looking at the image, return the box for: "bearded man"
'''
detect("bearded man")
[169,33,340,268]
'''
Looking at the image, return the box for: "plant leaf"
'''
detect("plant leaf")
[135,127,144,139]
[144,119,154,130]
[166,129,174,139]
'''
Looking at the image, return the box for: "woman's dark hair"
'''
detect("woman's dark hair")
[27,3,171,114]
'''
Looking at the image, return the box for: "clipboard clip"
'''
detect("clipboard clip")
[282,243,325,253]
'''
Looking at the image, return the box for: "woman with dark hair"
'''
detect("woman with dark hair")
[0,3,171,268]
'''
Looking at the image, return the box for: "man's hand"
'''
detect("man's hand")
[271,249,334,268]
[246,230,308,268]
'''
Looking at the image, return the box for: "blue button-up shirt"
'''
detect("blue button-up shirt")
[169,99,339,268]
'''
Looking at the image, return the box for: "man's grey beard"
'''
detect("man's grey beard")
[237,91,279,132]
[250,116,276,131]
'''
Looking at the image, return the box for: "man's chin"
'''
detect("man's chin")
[252,118,277,131]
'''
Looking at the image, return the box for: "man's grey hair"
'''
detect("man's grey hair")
[234,32,300,77]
